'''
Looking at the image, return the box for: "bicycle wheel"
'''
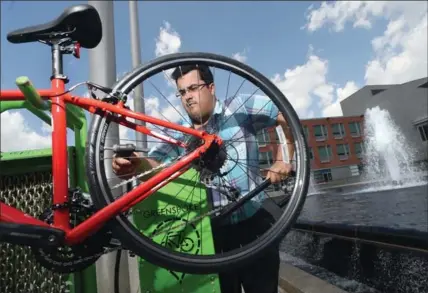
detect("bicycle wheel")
[86,52,310,274]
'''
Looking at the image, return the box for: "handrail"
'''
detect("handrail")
[9,76,84,129]
[0,100,82,130]
[293,221,428,255]
[0,78,89,192]
[16,76,50,110]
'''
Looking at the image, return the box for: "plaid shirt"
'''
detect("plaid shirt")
[148,95,279,224]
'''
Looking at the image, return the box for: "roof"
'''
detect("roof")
[341,76,428,102]
[301,115,364,123]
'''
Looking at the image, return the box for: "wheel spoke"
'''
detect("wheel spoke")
[86,53,309,274]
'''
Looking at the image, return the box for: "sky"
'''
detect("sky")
[1,1,427,152]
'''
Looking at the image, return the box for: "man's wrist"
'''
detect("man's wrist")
[135,157,146,174]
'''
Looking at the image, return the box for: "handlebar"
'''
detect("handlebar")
[216,170,296,218]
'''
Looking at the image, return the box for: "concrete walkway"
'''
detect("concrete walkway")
[242,261,347,293]
[278,262,348,293]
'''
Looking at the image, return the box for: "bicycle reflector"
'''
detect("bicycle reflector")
[73,42,80,59]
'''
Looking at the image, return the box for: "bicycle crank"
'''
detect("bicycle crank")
[31,189,119,273]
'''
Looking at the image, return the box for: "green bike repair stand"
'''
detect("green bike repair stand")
[134,168,222,292]
[0,100,221,292]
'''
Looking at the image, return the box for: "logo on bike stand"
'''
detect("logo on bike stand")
[151,217,201,283]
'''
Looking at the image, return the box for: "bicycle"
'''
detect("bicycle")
[0,4,310,275]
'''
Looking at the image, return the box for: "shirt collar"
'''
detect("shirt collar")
[184,99,224,130]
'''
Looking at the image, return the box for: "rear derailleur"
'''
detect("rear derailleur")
[31,188,121,273]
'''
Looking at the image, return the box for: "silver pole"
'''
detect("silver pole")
[129,0,146,149]
[128,3,145,291]
[87,2,130,293]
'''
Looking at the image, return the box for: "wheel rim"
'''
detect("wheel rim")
[92,52,310,271]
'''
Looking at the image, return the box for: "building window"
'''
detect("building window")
[303,126,309,140]
[317,145,333,163]
[332,123,346,139]
[272,128,281,142]
[309,147,314,160]
[257,129,270,146]
[313,125,328,141]
[349,122,361,137]
[314,169,333,183]
[336,144,350,160]
[354,142,365,158]
[259,151,273,166]
[418,82,428,88]
[417,122,428,142]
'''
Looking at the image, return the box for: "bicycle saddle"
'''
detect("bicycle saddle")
[6,4,102,49]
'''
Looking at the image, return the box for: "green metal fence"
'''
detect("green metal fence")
[0,100,97,293]
[1,99,223,293]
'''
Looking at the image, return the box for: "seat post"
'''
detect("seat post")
[51,42,68,83]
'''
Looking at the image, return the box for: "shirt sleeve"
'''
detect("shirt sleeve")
[147,122,186,164]
[147,141,182,164]
[243,94,279,128]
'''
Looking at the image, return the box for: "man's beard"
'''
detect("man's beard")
[189,112,210,125]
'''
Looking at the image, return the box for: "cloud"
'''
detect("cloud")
[155,21,182,57]
[365,13,427,84]
[145,96,184,124]
[305,2,426,33]
[304,1,385,32]
[128,20,186,148]
[155,21,182,88]
[322,81,359,117]
[232,50,248,63]
[270,52,335,118]
[1,111,52,152]
[305,1,428,85]
[270,45,362,118]
[143,96,186,149]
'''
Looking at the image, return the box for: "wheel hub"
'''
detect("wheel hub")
[185,135,227,180]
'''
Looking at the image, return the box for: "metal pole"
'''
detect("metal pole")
[128,2,145,292]
[129,0,146,150]
[87,2,130,293]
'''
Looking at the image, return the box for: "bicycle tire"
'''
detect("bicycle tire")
[86,52,310,274]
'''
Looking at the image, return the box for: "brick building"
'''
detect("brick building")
[257,115,365,184]
[340,77,428,163]
[301,115,365,183]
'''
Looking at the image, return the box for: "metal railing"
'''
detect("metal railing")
[0,97,96,293]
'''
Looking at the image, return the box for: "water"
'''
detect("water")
[280,253,379,293]
[298,185,428,231]
[280,234,380,293]
[308,173,321,195]
[362,106,426,188]
[281,227,428,293]
[279,106,428,292]
[280,185,428,293]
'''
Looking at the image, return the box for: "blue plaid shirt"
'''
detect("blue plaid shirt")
[148,95,279,224]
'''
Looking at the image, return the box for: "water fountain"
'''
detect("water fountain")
[307,172,321,195]
[280,106,428,293]
[360,106,427,191]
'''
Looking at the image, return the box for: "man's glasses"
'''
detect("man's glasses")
[175,83,207,98]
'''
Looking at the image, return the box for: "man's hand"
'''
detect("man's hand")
[112,152,142,180]
[266,161,293,184]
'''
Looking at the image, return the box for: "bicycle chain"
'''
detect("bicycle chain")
[110,153,186,190]
[75,156,181,260]
[99,144,235,257]
[149,205,225,237]
[112,152,225,230]
[55,153,234,265]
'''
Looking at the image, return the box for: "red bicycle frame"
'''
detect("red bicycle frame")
[0,77,221,246]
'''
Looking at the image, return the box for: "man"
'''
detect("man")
[112,64,294,293]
